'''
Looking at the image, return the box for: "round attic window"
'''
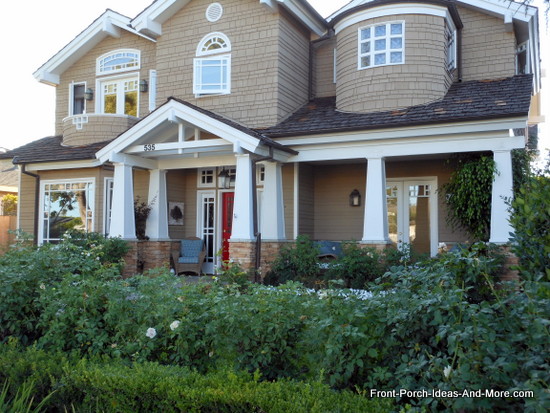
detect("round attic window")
[206,3,223,22]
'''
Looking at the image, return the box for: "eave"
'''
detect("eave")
[33,9,156,86]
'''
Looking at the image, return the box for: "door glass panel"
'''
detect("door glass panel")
[386,185,399,244]
[408,184,430,254]
[124,80,138,116]
[202,196,215,263]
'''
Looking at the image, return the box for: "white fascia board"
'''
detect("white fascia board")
[96,100,262,163]
[277,0,327,36]
[275,117,528,147]
[109,153,158,169]
[25,159,102,172]
[131,0,191,37]
[33,11,155,86]
[456,0,535,22]
[334,3,452,34]
[288,133,525,163]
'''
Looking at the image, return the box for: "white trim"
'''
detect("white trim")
[334,3,452,35]
[68,81,87,116]
[358,20,405,70]
[196,32,231,56]
[96,49,141,76]
[197,189,217,274]
[38,177,96,245]
[293,162,299,239]
[25,160,102,172]
[96,99,263,163]
[387,177,438,256]
[34,10,154,86]
[103,177,114,236]
[148,70,157,112]
[197,167,216,188]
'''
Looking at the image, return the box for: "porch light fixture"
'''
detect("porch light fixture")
[139,79,148,93]
[349,189,361,207]
[218,167,231,189]
[84,88,94,101]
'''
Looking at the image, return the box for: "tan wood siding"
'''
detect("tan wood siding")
[336,14,449,113]
[282,164,294,239]
[298,163,314,237]
[457,6,516,82]
[314,38,336,98]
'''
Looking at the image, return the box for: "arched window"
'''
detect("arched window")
[194,33,231,96]
[96,49,140,75]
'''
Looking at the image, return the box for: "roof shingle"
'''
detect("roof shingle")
[258,75,533,138]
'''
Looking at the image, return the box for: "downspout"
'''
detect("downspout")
[15,159,40,244]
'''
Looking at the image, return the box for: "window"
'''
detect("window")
[445,23,457,71]
[40,180,94,243]
[97,49,140,75]
[198,168,216,188]
[359,21,404,69]
[70,83,86,115]
[194,32,231,96]
[104,178,114,236]
[516,42,529,74]
[100,77,139,116]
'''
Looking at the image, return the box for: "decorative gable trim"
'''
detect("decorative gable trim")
[132,0,327,38]
[33,10,155,86]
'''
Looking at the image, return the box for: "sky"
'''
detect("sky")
[0,0,548,161]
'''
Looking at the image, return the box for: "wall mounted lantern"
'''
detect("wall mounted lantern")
[349,189,361,207]
[218,167,231,189]
[84,88,94,101]
[139,79,148,93]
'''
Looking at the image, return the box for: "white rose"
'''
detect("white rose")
[145,327,157,338]
[170,320,180,331]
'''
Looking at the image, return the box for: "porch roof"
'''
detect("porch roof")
[259,75,533,138]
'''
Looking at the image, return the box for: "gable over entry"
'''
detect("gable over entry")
[95,98,296,247]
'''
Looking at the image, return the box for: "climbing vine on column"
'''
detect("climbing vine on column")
[440,155,497,241]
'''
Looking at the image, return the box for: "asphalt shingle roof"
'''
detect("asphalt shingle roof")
[259,75,533,138]
[0,136,111,164]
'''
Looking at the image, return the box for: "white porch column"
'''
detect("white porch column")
[362,157,390,243]
[261,161,286,240]
[145,169,169,240]
[489,150,514,243]
[231,153,255,240]
[109,163,136,239]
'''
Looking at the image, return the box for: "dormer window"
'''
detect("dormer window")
[193,32,231,96]
[359,21,404,69]
[97,49,140,75]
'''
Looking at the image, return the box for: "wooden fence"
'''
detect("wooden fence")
[0,216,17,253]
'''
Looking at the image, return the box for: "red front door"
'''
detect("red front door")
[221,192,234,263]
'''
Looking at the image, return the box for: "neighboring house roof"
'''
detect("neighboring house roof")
[0,137,110,165]
[0,161,18,193]
[259,75,533,138]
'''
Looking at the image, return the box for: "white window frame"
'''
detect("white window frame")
[96,49,141,76]
[194,32,232,96]
[95,73,140,117]
[103,177,114,236]
[68,82,87,116]
[358,21,405,69]
[198,168,216,188]
[445,22,457,71]
[516,42,529,75]
[39,178,95,244]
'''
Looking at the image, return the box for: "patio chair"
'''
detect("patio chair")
[172,237,206,276]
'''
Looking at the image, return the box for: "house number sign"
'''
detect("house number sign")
[143,144,156,151]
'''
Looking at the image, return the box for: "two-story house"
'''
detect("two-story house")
[0,0,542,275]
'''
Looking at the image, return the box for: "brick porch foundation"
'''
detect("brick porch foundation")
[122,240,176,277]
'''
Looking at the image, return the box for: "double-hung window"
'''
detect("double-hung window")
[359,21,404,69]
[96,49,140,116]
[194,32,231,96]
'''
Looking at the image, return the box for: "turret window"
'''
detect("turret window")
[359,22,404,69]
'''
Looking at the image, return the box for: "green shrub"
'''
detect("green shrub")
[509,157,550,281]
[325,243,383,289]
[264,235,320,286]
[0,345,392,413]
